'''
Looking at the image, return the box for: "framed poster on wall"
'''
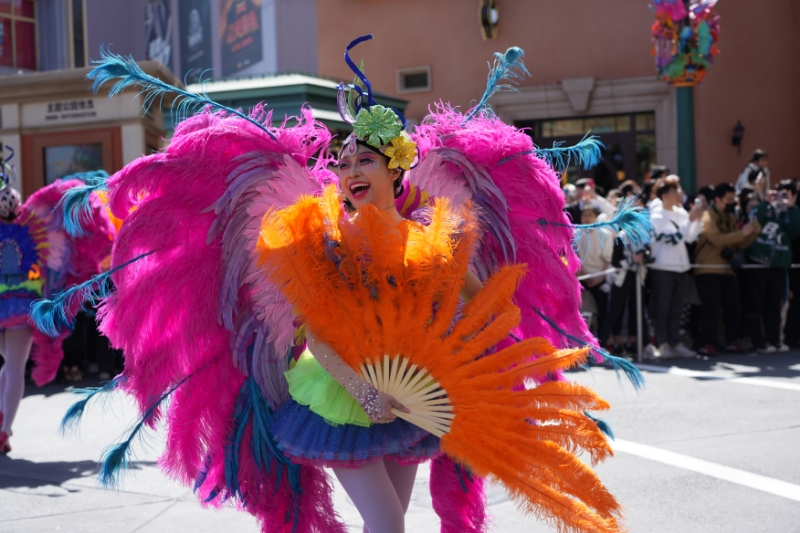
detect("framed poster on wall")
[43,143,104,184]
[21,127,122,198]
[220,0,262,77]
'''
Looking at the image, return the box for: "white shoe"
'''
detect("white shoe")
[673,342,697,359]
[657,343,674,360]
[778,343,791,353]
[643,344,661,361]
[758,345,777,354]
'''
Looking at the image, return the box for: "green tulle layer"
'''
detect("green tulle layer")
[0,278,44,295]
[285,349,371,427]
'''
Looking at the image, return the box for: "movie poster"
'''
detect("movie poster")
[145,0,173,68]
[220,0,263,77]
[179,0,212,83]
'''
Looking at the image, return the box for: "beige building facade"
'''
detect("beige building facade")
[317,0,800,191]
[0,62,178,197]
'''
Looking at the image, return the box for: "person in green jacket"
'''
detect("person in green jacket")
[744,179,800,352]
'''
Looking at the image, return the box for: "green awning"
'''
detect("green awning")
[186,73,407,131]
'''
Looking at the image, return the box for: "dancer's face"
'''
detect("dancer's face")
[337,144,400,211]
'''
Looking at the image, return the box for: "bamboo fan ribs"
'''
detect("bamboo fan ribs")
[360,355,453,437]
[258,188,626,533]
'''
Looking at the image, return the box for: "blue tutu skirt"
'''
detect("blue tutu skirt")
[0,291,37,330]
[270,399,441,468]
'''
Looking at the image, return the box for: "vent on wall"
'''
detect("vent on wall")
[397,66,431,94]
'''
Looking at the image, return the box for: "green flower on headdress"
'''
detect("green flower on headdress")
[353,105,402,148]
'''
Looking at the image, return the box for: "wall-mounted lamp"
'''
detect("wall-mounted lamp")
[479,0,499,40]
[731,120,745,155]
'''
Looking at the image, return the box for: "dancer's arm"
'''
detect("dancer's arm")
[306,330,408,424]
[460,269,483,302]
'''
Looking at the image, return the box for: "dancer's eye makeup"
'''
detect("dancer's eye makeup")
[337,155,379,172]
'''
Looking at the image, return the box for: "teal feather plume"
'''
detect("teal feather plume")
[465,46,530,121]
[536,134,604,172]
[99,377,188,488]
[54,170,109,238]
[584,412,615,440]
[61,375,123,434]
[570,197,652,254]
[498,134,603,173]
[87,47,276,140]
[30,251,153,337]
[533,308,645,391]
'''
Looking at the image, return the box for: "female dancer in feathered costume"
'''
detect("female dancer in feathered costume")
[34,36,649,532]
[0,152,115,453]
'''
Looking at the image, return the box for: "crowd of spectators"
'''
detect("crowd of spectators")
[569,149,800,360]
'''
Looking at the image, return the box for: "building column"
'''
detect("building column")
[676,86,697,193]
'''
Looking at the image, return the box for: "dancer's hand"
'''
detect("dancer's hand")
[370,392,409,424]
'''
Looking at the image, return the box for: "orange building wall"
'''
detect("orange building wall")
[693,0,800,187]
[318,0,800,189]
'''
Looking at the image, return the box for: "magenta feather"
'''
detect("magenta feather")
[97,105,344,531]
[410,104,594,352]
[430,456,489,533]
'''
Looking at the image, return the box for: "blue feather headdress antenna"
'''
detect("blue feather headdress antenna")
[465,46,530,122]
[87,46,276,140]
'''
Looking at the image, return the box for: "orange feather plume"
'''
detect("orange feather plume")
[257,186,625,533]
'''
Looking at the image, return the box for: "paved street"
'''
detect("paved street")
[1,351,799,532]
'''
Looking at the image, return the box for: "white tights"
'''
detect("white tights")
[0,326,33,435]
[333,460,418,533]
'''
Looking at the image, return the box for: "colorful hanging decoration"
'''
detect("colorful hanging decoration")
[651,0,720,86]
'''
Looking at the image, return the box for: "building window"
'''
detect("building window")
[397,66,431,94]
[0,0,37,70]
[69,0,87,68]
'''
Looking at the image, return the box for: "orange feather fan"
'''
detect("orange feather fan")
[257,186,624,533]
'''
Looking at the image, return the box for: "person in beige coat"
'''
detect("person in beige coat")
[694,184,759,355]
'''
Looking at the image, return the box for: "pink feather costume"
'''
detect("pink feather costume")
[43,38,644,533]
[0,178,115,386]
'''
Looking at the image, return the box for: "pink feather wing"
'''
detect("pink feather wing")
[98,106,345,532]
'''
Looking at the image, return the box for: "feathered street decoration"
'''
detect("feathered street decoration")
[652,0,720,86]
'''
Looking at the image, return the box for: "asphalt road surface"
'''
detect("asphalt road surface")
[2,351,799,532]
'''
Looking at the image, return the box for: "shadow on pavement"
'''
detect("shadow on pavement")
[23,376,113,399]
[0,457,156,490]
[638,351,800,379]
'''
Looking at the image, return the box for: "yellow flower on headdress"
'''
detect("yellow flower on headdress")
[383,134,417,171]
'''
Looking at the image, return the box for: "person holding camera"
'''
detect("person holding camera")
[736,149,770,193]
[565,178,614,223]
[744,179,800,353]
[694,184,759,355]
[646,176,704,360]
